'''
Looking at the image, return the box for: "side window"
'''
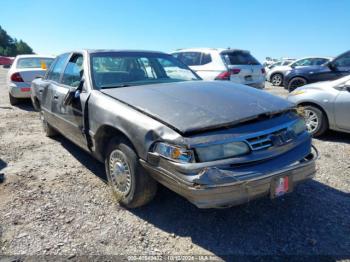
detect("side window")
[334,53,350,68]
[177,52,201,66]
[293,59,312,67]
[201,53,212,65]
[312,58,328,66]
[45,58,58,79]
[61,54,84,87]
[47,53,69,82]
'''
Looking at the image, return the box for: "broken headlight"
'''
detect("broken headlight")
[291,118,307,135]
[153,142,194,163]
[196,141,250,162]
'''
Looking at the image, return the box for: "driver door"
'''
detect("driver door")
[334,81,350,131]
[53,53,88,149]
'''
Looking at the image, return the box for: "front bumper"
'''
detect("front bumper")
[141,145,317,208]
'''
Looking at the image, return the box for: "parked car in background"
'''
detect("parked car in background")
[31,49,317,209]
[265,59,295,72]
[284,50,350,92]
[0,56,14,67]
[267,57,331,86]
[172,48,266,89]
[7,54,54,105]
[288,75,350,137]
[262,57,278,68]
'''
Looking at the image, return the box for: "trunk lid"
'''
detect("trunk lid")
[18,69,46,85]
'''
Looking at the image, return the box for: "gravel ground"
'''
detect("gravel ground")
[0,67,349,260]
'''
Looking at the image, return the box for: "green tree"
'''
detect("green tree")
[0,25,34,56]
[15,40,33,54]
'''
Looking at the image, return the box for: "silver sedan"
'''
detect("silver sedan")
[287,75,350,136]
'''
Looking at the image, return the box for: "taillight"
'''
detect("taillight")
[11,72,24,82]
[261,68,266,74]
[215,71,231,80]
[215,68,241,80]
[230,68,241,74]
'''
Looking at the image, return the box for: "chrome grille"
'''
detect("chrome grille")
[246,128,288,151]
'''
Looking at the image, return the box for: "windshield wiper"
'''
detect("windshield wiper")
[100,83,131,89]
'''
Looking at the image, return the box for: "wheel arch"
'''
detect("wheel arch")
[92,125,138,162]
[297,101,330,126]
[32,96,41,111]
[270,71,284,82]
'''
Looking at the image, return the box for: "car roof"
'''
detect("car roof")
[84,49,167,55]
[172,47,249,54]
[15,54,55,59]
[294,56,333,61]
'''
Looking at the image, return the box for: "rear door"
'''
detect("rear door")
[220,50,263,84]
[41,53,70,127]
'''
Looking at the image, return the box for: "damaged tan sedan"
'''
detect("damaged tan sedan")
[31,50,317,208]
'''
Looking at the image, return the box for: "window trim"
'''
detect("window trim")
[45,53,71,84]
[60,52,85,89]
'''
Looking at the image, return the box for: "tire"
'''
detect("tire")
[288,77,307,92]
[271,73,283,86]
[9,93,19,106]
[302,105,328,137]
[40,110,58,137]
[105,138,157,208]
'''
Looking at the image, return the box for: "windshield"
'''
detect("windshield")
[221,51,260,65]
[17,57,54,69]
[91,52,200,89]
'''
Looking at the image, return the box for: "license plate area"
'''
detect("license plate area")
[245,75,253,81]
[270,175,294,198]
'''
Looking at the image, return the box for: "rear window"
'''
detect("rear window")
[17,57,54,69]
[221,51,260,65]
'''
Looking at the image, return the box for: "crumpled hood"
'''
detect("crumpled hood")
[101,81,293,134]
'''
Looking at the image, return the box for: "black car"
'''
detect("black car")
[284,50,350,92]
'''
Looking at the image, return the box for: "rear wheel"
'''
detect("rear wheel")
[9,93,19,106]
[40,110,58,137]
[288,77,307,92]
[105,138,157,208]
[271,73,283,86]
[302,105,328,137]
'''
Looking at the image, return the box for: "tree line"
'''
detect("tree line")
[0,25,33,56]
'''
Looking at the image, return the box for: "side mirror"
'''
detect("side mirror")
[63,78,84,106]
[327,62,337,71]
[35,75,43,79]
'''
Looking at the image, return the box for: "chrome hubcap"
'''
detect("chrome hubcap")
[109,150,131,195]
[304,109,319,133]
[272,75,282,85]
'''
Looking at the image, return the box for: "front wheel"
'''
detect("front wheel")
[302,105,328,137]
[288,77,307,92]
[271,73,283,86]
[105,138,157,208]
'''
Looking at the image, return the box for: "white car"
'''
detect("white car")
[7,54,54,105]
[266,57,331,86]
[265,59,295,73]
[172,48,265,89]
